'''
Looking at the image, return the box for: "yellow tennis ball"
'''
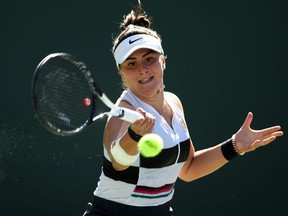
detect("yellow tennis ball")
[138,133,163,157]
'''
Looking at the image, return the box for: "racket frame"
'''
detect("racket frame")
[32,53,142,136]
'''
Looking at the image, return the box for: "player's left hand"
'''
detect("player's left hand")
[233,112,284,154]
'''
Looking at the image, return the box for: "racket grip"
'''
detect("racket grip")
[113,107,143,123]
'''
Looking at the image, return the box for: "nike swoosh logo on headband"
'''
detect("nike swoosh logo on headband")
[129,37,143,44]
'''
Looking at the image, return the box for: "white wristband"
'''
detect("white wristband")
[110,139,139,166]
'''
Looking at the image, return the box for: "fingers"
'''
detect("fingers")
[250,127,283,150]
[241,112,253,129]
[131,108,156,135]
[235,113,283,154]
[260,126,283,137]
[135,108,146,118]
[141,112,156,127]
[262,136,277,145]
[272,130,284,138]
[135,108,155,124]
[255,126,283,145]
[251,136,276,149]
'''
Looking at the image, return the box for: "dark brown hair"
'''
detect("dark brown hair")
[112,0,162,52]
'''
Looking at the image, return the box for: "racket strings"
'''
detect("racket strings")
[35,60,93,132]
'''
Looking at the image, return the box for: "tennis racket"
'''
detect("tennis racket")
[32,52,142,136]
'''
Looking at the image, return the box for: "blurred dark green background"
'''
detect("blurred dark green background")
[0,0,287,215]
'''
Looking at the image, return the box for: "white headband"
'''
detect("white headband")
[113,34,164,68]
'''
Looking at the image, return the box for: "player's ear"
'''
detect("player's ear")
[160,54,166,70]
[119,71,124,80]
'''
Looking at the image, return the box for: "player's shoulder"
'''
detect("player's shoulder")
[164,91,184,112]
[165,91,179,100]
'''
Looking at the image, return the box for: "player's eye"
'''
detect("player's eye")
[127,61,136,67]
[146,57,154,62]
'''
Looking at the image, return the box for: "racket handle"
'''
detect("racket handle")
[112,107,143,123]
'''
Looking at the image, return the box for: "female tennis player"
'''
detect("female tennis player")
[83,1,283,215]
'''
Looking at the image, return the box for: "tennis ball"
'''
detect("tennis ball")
[138,133,163,157]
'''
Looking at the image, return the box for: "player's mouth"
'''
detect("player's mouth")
[139,76,153,84]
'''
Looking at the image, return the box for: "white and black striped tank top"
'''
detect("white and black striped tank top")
[94,90,190,207]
